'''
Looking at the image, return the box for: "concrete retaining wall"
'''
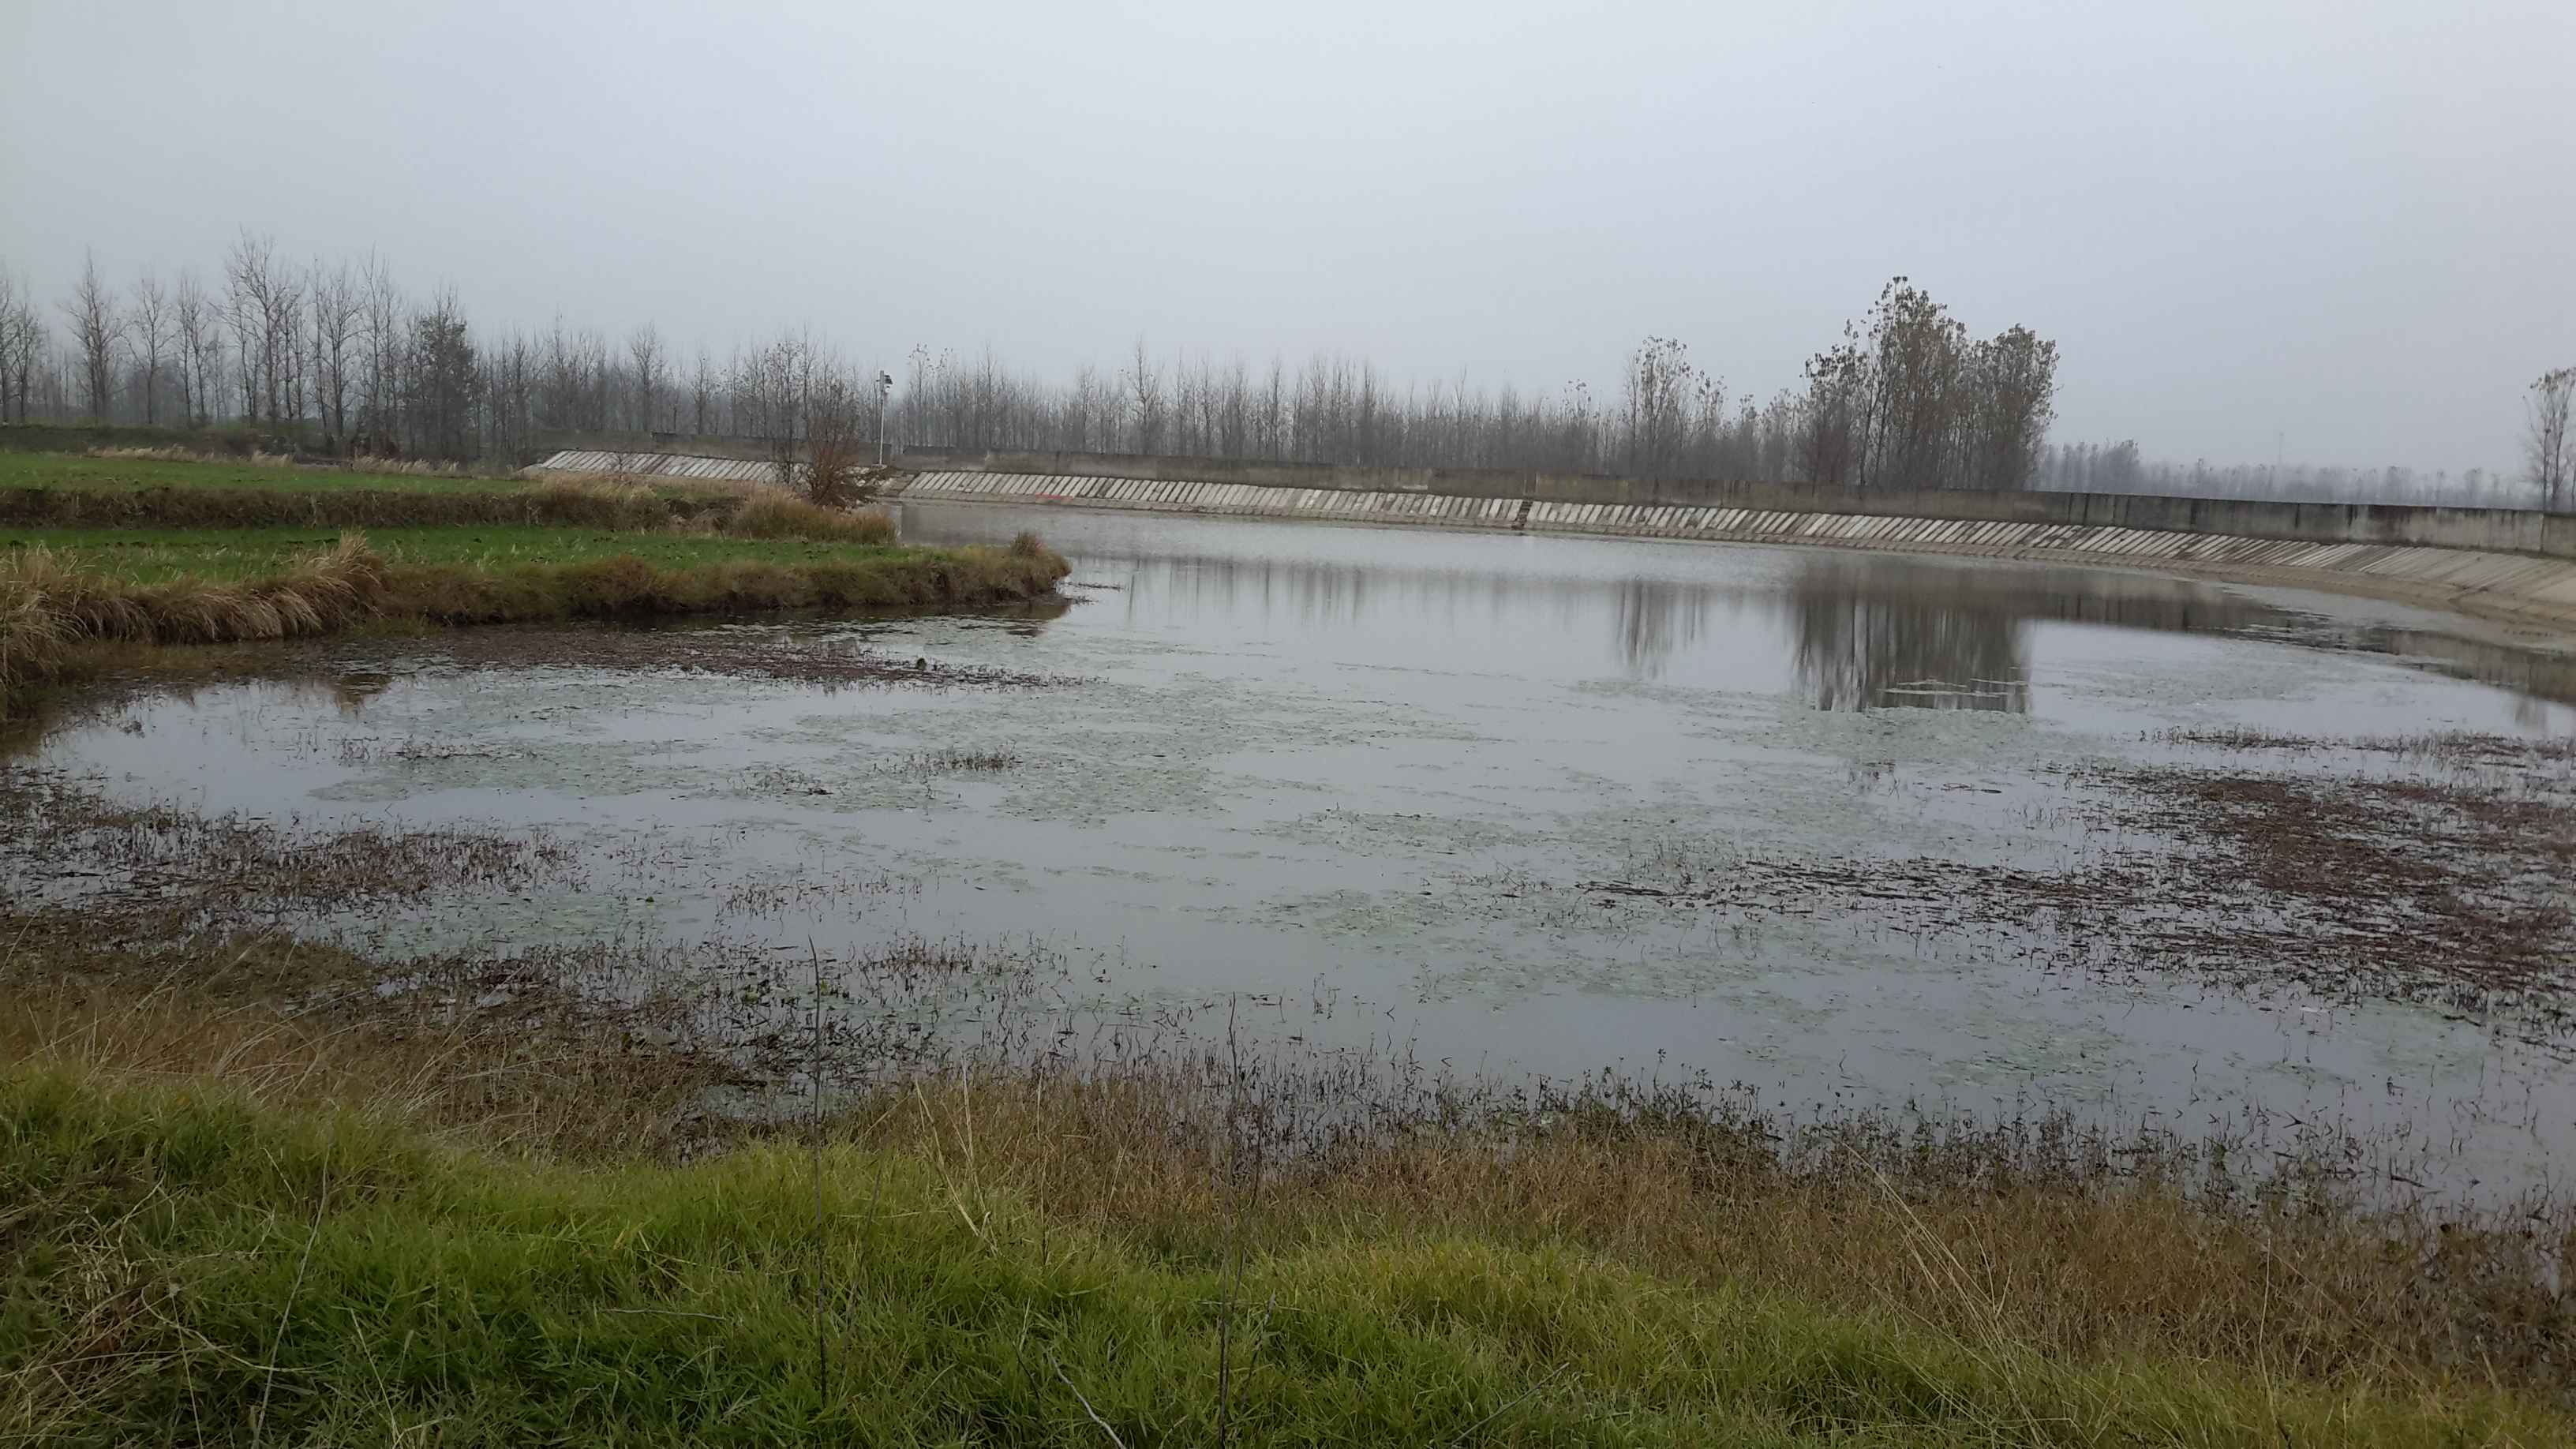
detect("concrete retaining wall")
[889,470,2576,633]
[524,438,2576,631]
[897,448,2576,560]
[530,431,2576,560]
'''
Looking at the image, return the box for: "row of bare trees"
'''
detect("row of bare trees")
[7,238,2560,508]
[0,237,879,465]
[2032,444,2548,509]
[0,246,2056,485]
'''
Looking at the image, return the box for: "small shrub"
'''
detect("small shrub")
[725,489,897,545]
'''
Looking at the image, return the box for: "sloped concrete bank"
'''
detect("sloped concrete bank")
[526,445,2576,635]
[885,469,2576,635]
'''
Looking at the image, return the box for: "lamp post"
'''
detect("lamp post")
[875,371,894,467]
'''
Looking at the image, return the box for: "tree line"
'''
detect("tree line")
[1,235,2560,509]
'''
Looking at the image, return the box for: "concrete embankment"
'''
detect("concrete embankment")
[528,440,2576,633]
[885,470,2576,633]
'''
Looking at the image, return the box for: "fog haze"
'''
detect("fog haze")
[5,0,2567,472]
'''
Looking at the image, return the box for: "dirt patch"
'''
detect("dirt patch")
[315,622,1089,690]
[0,762,584,925]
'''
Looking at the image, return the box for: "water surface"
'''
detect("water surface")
[24,503,2576,1196]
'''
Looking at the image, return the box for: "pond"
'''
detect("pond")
[17,501,2576,1200]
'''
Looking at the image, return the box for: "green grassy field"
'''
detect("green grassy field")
[6,1064,2555,1447]
[0,451,1058,706]
[0,450,532,495]
[6,523,913,584]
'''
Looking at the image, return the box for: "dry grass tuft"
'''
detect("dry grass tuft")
[2,536,389,658]
[524,478,676,530]
[0,566,73,695]
[724,487,898,545]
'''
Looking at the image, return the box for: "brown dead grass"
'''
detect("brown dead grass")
[2,946,731,1163]
[858,1070,2573,1406]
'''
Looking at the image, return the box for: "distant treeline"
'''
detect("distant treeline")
[2031,441,2533,510]
[0,235,2548,509]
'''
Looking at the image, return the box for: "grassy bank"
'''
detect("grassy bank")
[2,999,2563,1445]
[0,448,892,542]
[0,448,531,496]
[5,1066,2549,1447]
[0,530,1061,702]
[8,522,921,582]
[0,448,1053,708]
[0,867,2567,1444]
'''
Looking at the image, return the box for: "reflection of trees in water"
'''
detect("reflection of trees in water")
[1613,578,1709,678]
[1790,567,2029,712]
[1780,558,2576,721]
[1074,531,2576,730]
[1111,551,1730,679]
[2344,627,2576,721]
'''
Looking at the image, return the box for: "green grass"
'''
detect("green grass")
[6,524,913,584]
[0,450,530,496]
[5,1065,2555,1447]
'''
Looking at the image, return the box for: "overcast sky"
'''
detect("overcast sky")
[5,1,2567,472]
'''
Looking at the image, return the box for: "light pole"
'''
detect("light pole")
[875,371,893,467]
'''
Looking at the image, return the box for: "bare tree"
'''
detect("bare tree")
[485,329,537,463]
[309,260,362,447]
[223,231,289,423]
[1797,326,1869,487]
[356,254,404,451]
[59,250,124,421]
[627,324,665,432]
[1124,337,1165,454]
[689,346,715,434]
[171,270,220,425]
[802,358,874,505]
[1622,335,1720,478]
[0,268,36,424]
[128,270,174,425]
[2528,368,2575,513]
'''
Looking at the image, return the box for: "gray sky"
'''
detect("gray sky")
[6,1,2567,472]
